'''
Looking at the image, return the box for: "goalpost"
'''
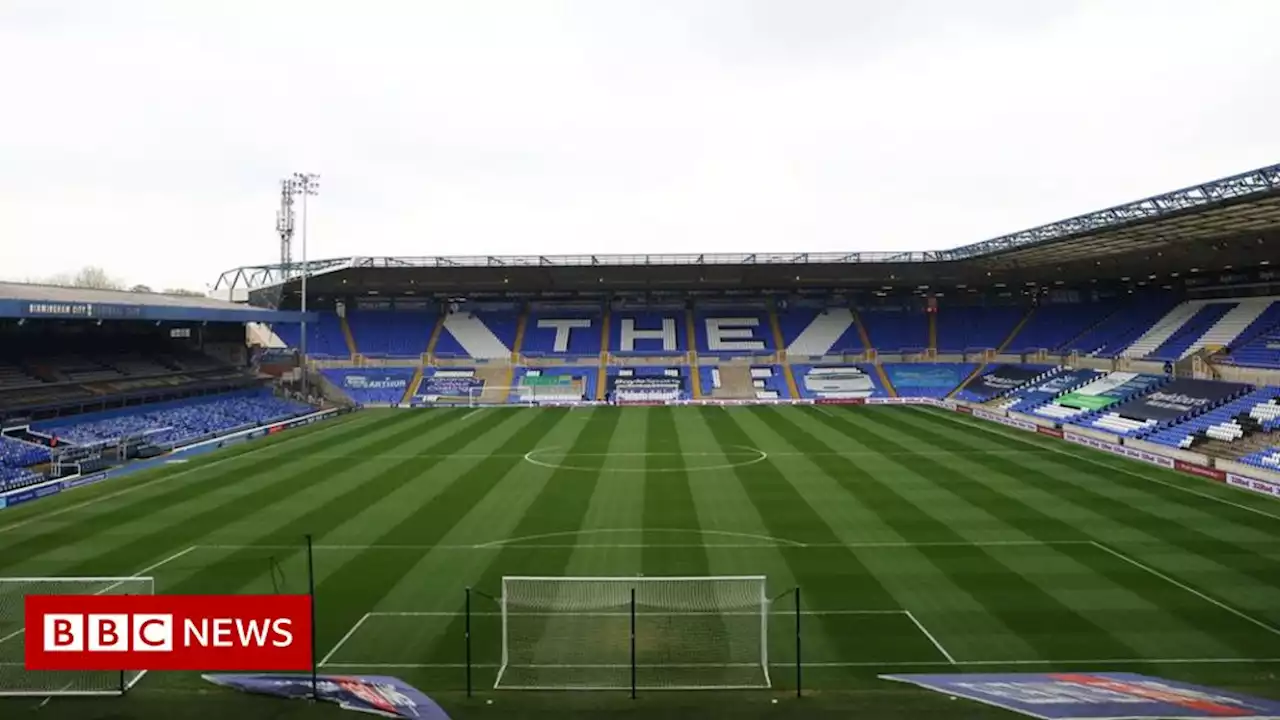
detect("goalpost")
[495,575,770,691]
[0,577,154,696]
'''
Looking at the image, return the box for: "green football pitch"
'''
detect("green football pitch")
[2,405,1278,719]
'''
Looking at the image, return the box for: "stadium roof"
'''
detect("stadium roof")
[0,282,315,323]
[213,161,1280,295]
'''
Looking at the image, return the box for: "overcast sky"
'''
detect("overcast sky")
[2,0,1278,292]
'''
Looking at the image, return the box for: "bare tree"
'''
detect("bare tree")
[73,266,124,290]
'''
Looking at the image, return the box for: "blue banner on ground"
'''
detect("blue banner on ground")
[203,673,450,719]
[883,672,1280,719]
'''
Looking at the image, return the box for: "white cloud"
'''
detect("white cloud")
[1,0,1278,290]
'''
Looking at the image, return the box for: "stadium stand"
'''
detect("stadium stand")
[415,368,484,404]
[779,307,864,357]
[934,306,1025,352]
[1081,378,1249,438]
[952,364,1056,403]
[994,368,1104,413]
[609,311,687,356]
[859,308,929,352]
[1003,304,1115,354]
[31,391,311,449]
[523,308,605,358]
[1223,301,1280,369]
[1030,372,1164,421]
[1146,387,1280,448]
[1144,302,1235,360]
[607,367,689,403]
[1238,447,1280,471]
[321,368,418,405]
[0,435,50,490]
[694,310,775,356]
[271,312,348,359]
[790,364,887,400]
[1065,299,1177,357]
[508,367,597,404]
[435,310,518,359]
[346,310,436,358]
[883,363,975,398]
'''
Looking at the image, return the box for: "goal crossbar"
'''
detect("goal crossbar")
[496,575,770,691]
[0,575,155,697]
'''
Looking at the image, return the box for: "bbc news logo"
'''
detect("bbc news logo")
[26,595,311,671]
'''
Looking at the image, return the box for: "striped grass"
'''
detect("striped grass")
[1,405,1278,719]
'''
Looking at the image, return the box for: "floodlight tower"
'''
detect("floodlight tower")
[288,172,320,396]
[276,179,296,281]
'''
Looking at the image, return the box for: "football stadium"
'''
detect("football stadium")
[1,162,1279,719]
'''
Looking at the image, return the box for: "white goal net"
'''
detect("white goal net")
[0,576,154,696]
[496,575,769,691]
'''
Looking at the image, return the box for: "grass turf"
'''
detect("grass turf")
[1,405,1278,719]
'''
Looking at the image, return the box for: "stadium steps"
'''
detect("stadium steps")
[686,309,703,399]
[998,307,1035,352]
[710,365,757,399]
[425,314,447,362]
[1122,302,1201,358]
[1184,298,1274,358]
[339,315,359,359]
[596,308,610,401]
[400,367,424,405]
[768,304,801,399]
[476,366,514,404]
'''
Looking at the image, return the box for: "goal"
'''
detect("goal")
[495,575,769,691]
[0,576,154,696]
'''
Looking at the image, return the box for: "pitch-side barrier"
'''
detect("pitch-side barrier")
[0,407,346,511]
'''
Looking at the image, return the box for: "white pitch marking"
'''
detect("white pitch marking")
[905,610,957,664]
[0,413,359,536]
[472,527,806,549]
[318,612,372,667]
[0,545,197,647]
[196,539,1089,551]
[364,609,906,617]
[918,406,1280,522]
[1090,541,1280,638]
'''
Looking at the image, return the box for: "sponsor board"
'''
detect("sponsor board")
[203,673,450,719]
[973,409,1038,432]
[342,375,409,390]
[957,405,973,414]
[882,672,1280,720]
[25,594,312,672]
[1227,474,1280,499]
[62,472,110,490]
[1063,433,1175,469]
[816,397,865,405]
[1173,461,1225,483]
[1036,426,1064,439]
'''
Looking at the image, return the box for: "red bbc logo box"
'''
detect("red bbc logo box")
[25,595,312,672]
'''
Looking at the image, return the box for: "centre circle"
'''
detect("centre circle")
[522,445,769,472]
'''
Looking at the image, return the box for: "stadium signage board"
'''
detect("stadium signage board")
[882,672,1280,719]
[1063,432,1175,468]
[964,365,1045,399]
[203,673,450,719]
[24,594,312,671]
[1227,474,1280,498]
[1119,381,1249,423]
[972,409,1038,432]
[1174,461,1225,482]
